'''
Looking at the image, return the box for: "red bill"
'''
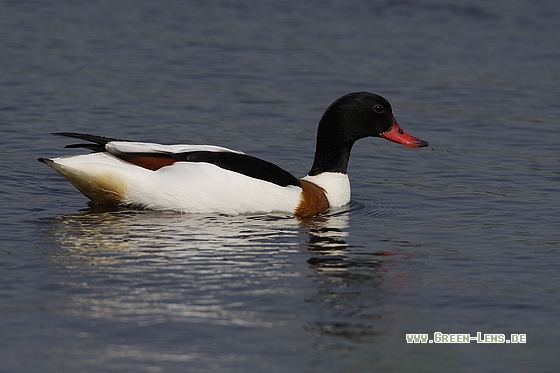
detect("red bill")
[381,121,428,148]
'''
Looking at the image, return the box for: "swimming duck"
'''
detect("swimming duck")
[38,92,428,217]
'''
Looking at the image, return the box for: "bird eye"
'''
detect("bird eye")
[373,105,384,113]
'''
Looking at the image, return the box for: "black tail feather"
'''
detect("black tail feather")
[53,132,130,152]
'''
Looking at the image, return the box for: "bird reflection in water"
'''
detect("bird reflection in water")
[50,205,414,343]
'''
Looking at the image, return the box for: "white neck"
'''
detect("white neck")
[302,172,350,208]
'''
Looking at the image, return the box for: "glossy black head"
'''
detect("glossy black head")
[319,92,396,141]
[308,92,427,176]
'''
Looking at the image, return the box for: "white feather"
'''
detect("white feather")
[303,172,350,208]
[106,142,243,155]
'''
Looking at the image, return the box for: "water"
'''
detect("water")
[1,0,559,372]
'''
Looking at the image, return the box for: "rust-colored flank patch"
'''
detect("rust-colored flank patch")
[120,155,179,171]
[295,179,330,217]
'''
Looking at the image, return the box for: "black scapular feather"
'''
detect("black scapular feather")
[176,151,300,187]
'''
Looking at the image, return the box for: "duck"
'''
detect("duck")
[38,92,428,217]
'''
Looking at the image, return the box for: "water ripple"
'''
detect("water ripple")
[348,198,433,219]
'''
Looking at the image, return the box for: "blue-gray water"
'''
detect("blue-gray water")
[1,0,559,372]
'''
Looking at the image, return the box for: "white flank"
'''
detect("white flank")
[130,162,302,214]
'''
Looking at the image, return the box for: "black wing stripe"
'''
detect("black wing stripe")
[177,151,300,187]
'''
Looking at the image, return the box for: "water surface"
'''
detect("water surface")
[1,0,559,372]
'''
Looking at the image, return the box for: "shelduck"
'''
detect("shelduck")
[38,92,428,217]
